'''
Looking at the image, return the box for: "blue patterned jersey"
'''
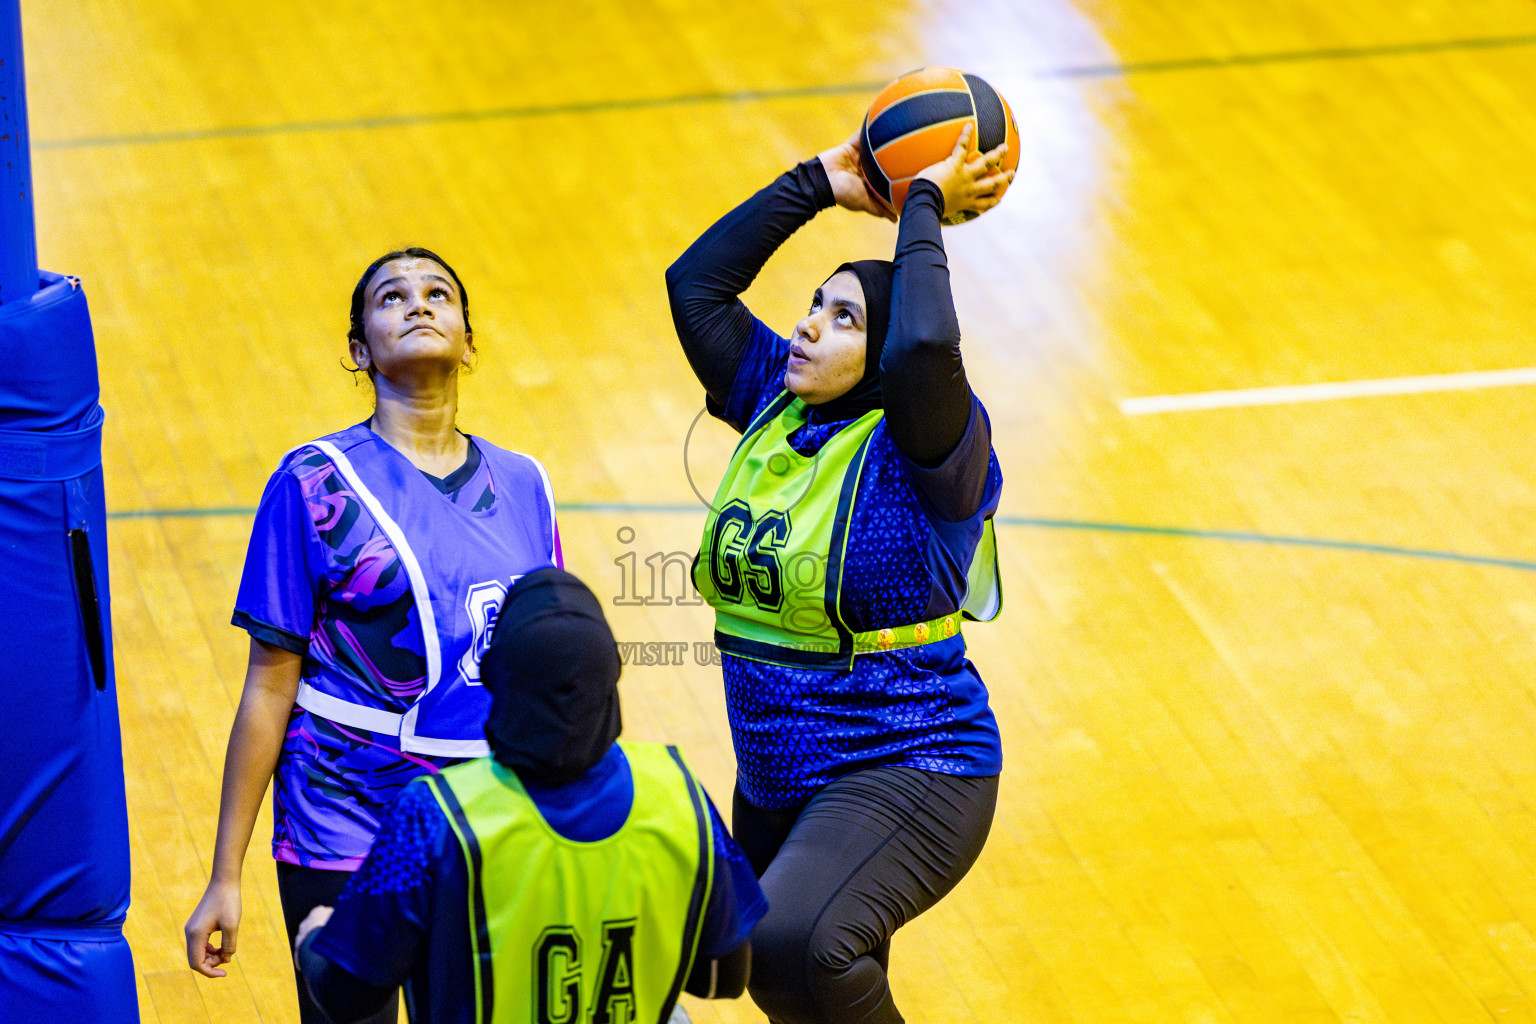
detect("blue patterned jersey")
[715,320,1004,809]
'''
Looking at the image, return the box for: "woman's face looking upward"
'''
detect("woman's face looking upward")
[351,257,473,380]
[785,270,867,404]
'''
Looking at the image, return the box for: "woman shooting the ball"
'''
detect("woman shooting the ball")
[666,110,1014,1024]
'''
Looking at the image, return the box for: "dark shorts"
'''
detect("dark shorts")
[276,863,401,1024]
[732,766,999,1024]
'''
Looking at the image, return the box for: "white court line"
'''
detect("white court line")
[1120,367,1536,415]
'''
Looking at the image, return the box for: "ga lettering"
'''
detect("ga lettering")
[534,919,642,1024]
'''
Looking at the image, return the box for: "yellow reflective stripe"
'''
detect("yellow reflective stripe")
[850,612,964,654]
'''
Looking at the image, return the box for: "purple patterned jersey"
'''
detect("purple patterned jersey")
[234,434,562,869]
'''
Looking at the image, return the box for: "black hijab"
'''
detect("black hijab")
[808,259,894,424]
[479,568,623,785]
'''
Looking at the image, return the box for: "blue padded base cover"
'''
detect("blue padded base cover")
[0,274,138,1023]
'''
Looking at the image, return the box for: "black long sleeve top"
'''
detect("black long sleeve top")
[665,158,992,520]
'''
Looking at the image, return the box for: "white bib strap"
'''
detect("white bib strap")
[307,439,443,692]
[399,734,490,758]
[295,682,404,735]
[526,453,561,563]
[294,684,489,756]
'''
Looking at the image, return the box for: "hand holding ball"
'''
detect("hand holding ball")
[858,67,1020,224]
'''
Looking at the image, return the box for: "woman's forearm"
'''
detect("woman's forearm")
[209,639,302,883]
[665,159,835,405]
[880,179,972,468]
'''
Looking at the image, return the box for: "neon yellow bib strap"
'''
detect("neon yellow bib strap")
[424,771,495,1022]
[657,745,713,1017]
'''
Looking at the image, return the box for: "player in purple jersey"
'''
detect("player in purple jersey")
[184,248,563,1024]
[293,569,767,1024]
[667,127,1013,1024]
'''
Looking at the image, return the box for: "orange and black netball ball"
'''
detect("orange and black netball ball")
[859,67,1021,223]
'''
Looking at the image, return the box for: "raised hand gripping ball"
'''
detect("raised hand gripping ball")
[858,67,1020,223]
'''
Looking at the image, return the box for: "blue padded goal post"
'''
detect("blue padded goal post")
[0,2,139,1021]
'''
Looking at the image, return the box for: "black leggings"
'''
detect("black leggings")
[732,767,999,1024]
[275,863,401,1024]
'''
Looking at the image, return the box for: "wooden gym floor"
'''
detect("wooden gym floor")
[21,0,1536,1019]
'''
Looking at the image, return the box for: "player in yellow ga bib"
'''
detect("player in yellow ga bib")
[293,570,767,1024]
[428,744,708,1024]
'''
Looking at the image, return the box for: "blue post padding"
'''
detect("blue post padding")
[0,932,138,1024]
[0,273,137,1021]
[0,0,39,304]
[0,273,97,430]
